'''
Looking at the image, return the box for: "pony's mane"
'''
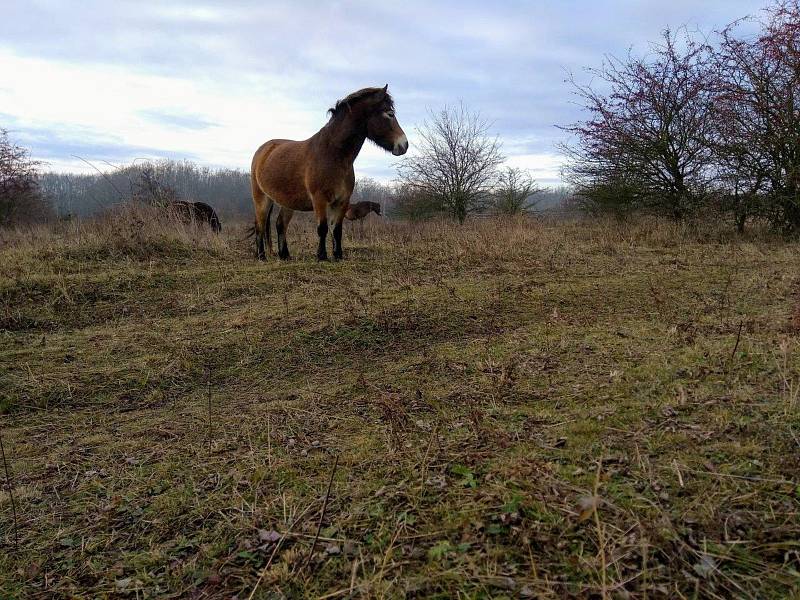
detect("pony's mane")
[328,87,394,118]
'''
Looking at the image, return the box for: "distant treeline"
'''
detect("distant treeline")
[39,159,571,221]
[39,160,252,220]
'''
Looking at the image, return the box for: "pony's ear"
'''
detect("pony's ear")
[381,84,388,97]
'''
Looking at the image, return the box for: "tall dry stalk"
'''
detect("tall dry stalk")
[0,430,19,548]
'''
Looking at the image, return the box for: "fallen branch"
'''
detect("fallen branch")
[303,454,340,571]
[729,319,744,361]
[206,367,213,452]
[0,429,18,548]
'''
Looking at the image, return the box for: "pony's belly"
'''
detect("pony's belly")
[260,179,313,211]
[256,143,314,211]
[289,197,314,212]
[270,191,313,211]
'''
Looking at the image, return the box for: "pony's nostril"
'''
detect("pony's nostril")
[392,134,409,155]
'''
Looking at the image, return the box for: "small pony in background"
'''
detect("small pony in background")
[345,201,382,221]
[170,201,222,233]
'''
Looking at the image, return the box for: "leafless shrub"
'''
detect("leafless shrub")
[0,129,52,226]
[388,181,443,221]
[491,167,543,215]
[562,2,800,233]
[561,30,716,221]
[397,103,504,223]
[713,0,800,232]
[129,163,180,207]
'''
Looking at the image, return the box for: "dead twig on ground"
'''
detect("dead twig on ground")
[0,429,18,548]
[730,319,744,361]
[302,453,340,571]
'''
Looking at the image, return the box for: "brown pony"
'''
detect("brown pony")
[345,201,382,221]
[170,201,222,233]
[250,85,407,260]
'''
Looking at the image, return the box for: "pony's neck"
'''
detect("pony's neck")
[320,113,367,163]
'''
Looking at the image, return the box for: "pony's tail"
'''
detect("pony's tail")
[242,224,257,241]
[265,202,274,253]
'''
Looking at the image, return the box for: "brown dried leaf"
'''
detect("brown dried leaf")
[258,529,281,543]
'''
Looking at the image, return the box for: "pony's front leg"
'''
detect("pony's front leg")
[313,199,329,261]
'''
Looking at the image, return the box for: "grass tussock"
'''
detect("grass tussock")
[792,283,800,334]
[0,201,228,264]
[1,214,799,598]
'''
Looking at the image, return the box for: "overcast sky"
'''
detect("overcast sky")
[1,0,764,185]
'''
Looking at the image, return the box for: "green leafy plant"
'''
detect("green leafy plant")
[450,464,478,488]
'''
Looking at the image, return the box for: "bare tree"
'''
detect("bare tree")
[351,177,391,209]
[389,181,442,221]
[491,167,542,215]
[561,30,716,220]
[0,129,51,226]
[713,0,800,231]
[130,162,180,207]
[397,104,504,223]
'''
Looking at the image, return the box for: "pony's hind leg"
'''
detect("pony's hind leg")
[275,206,294,260]
[252,186,274,260]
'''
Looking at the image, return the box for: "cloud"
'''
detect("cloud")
[3,117,199,170]
[138,109,219,131]
[0,0,766,181]
[505,153,564,186]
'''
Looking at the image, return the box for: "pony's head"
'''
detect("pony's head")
[329,85,408,156]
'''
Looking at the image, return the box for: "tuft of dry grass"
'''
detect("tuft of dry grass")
[1,214,799,598]
[0,201,227,263]
[791,284,800,333]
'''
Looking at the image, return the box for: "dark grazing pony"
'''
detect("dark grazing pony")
[170,201,222,233]
[345,201,382,221]
[250,85,407,260]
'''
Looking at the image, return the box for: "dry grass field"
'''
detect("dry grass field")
[1,208,799,598]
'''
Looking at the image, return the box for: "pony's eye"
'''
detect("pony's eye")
[384,111,395,119]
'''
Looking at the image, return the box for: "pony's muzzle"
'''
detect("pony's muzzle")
[392,134,409,156]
